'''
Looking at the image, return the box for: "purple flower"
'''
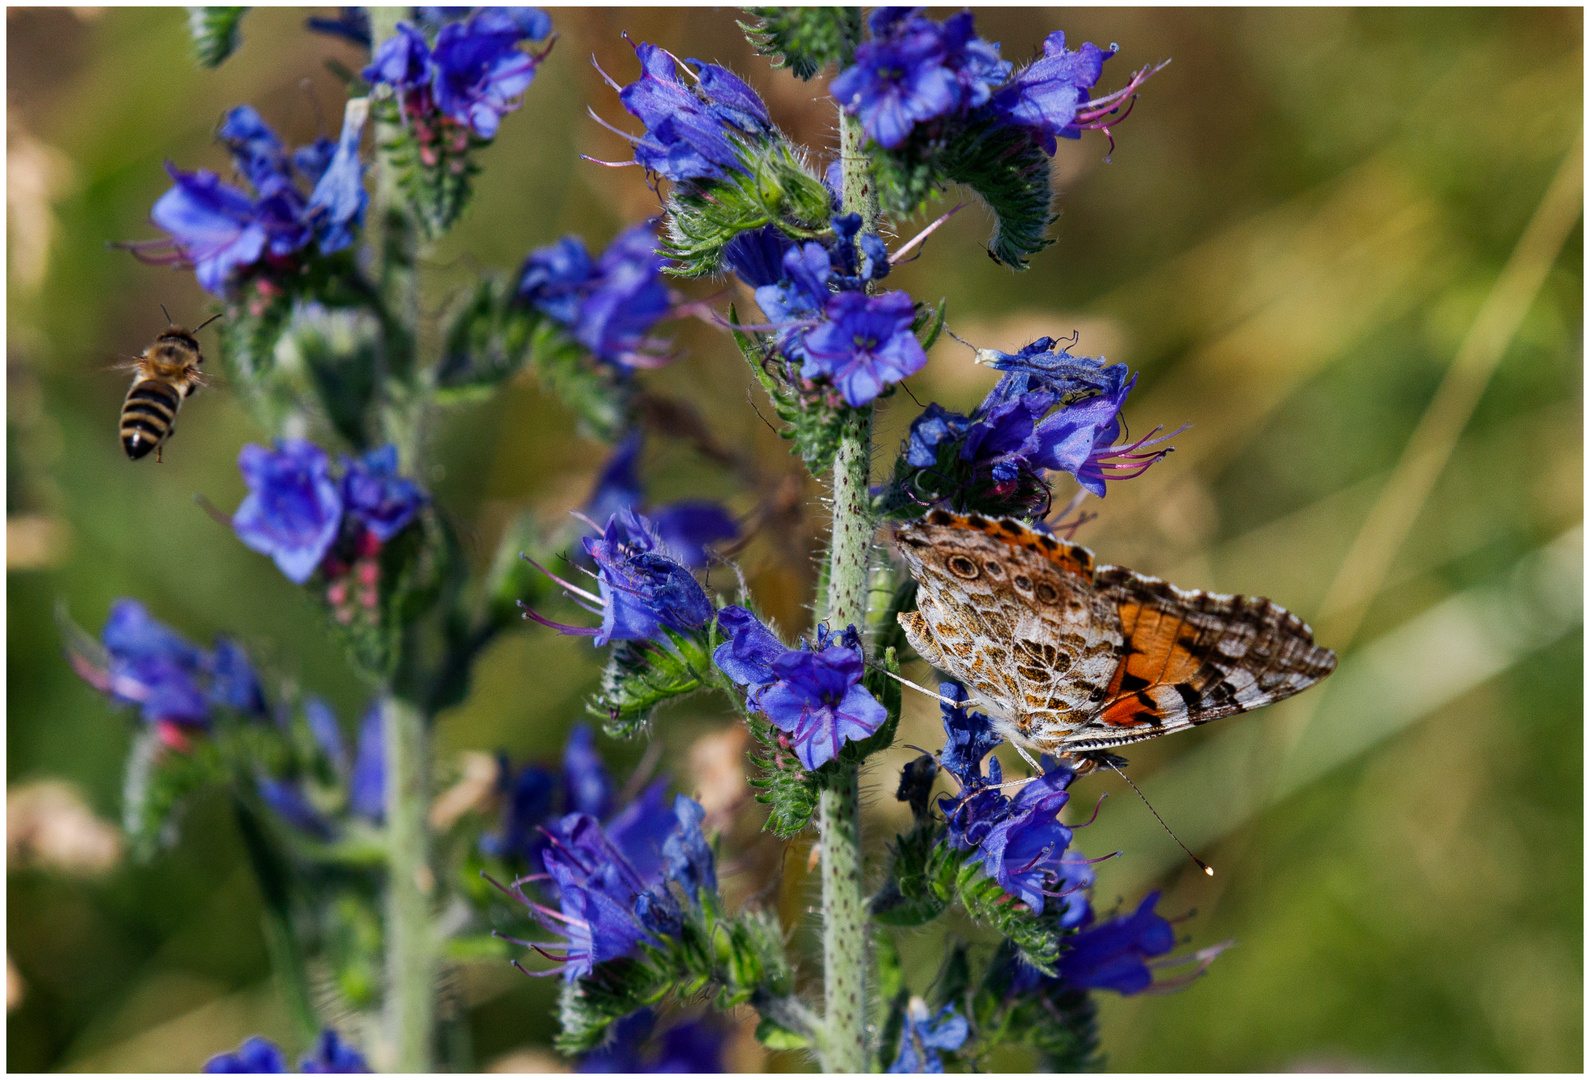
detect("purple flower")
[1058,891,1177,994]
[1031,372,1175,497]
[304,698,348,773]
[939,11,1012,110]
[590,510,714,646]
[561,724,613,818]
[991,32,1111,153]
[340,444,426,543]
[801,290,928,407]
[976,337,1129,397]
[887,997,969,1073]
[204,1036,288,1073]
[606,43,773,182]
[905,403,972,468]
[578,1010,728,1073]
[519,235,598,326]
[95,600,211,728]
[297,1028,370,1072]
[969,762,1079,914]
[304,98,370,254]
[480,756,557,863]
[348,704,385,823]
[711,605,788,708]
[149,166,268,294]
[257,775,333,839]
[209,638,266,716]
[539,812,660,980]
[650,503,738,570]
[603,779,676,884]
[831,19,960,149]
[233,440,344,584]
[660,794,717,896]
[755,627,887,770]
[305,8,370,48]
[519,224,672,367]
[937,682,1000,789]
[721,223,791,288]
[430,8,551,138]
[363,22,432,91]
[218,105,294,197]
[940,754,1008,851]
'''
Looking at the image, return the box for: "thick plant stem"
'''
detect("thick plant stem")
[814,105,879,1074]
[383,694,435,1072]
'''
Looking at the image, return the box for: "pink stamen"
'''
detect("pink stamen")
[519,553,603,604]
[590,55,624,94]
[518,603,600,636]
[1069,791,1108,828]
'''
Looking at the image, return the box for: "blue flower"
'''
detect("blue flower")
[937,682,1001,788]
[305,8,370,48]
[991,32,1110,153]
[904,403,971,468]
[256,775,334,839]
[649,503,738,570]
[940,753,1007,851]
[888,997,969,1073]
[561,723,614,818]
[304,98,370,254]
[1031,372,1175,497]
[588,510,714,646]
[205,1036,289,1073]
[539,812,661,980]
[297,1028,370,1072]
[577,1010,728,1073]
[607,43,773,182]
[801,290,927,407]
[721,223,791,288]
[348,704,385,823]
[218,105,295,197]
[1058,891,1177,994]
[304,698,348,773]
[480,755,557,863]
[939,11,1013,110]
[233,440,344,584]
[519,235,599,326]
[340,444,426,543]
[430,8,552,138]
[976,337,1129,397]
[754,627,887,770]
[209,638,266,716]
[149,166,268,294]
[363,22,432,91]
[660,794,717,897]
[87,600,214,729]
[519,224,672,368]
[711,605,788,708]
[970,762,1080,914]
[831,18,960,149]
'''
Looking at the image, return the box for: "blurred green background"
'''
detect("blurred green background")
[7,6,1581,1072]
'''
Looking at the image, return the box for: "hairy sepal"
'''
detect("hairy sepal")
[727,308,848,472]
[589,626,715,739]
[874,112,1056,269]
[663,143,831,278]
[745,713,820,838]
[371,95,484,240]
[189,7,248,68]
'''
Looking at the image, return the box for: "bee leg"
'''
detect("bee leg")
[156,444,163,464]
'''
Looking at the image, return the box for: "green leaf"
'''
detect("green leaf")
[739,7,862,79]
[188,7,247,67]
[122,729,227,859]
[325,892,384,1008]
[290,306,382,450]
[746,714,820,837]
[874,113,1056,269]
[433,276,538,402]
[755,1017,810,1050]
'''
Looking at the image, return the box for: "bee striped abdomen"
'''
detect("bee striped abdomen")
[121,378,182,460]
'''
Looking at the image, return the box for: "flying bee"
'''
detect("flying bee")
[118,309,220,462]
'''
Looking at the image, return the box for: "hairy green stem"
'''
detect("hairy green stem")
[815,106,879,1074]
[382,693,435,1072]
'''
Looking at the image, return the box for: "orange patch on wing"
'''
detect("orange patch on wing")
[924,510,1094,579]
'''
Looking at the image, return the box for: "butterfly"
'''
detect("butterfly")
[893,509,1337,772]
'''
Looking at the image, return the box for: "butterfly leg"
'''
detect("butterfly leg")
[1012,741,1043,773]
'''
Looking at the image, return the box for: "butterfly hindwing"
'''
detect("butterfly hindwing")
[1059,566,1337,751]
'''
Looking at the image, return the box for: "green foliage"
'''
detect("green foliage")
[554,899,794,1054]
[745,713,821,838]
[662,143,832,278]
[122,728,226,858]
[433,276,537,402]
[292,308,382,451]
[324,893,384,1008]
[964,940,1100,1070]
[726,307,851,472]
[740,7,862,79]
[187,7,248,68]
[843,645,901,763]
[589,628,715,739]
[874,114,1056,268]
[371,95,485,241]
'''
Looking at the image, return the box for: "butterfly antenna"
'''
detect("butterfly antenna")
[1105,760,1214,876]
[869,664,964,707]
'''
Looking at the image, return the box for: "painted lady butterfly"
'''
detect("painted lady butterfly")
[894,509,1337,771]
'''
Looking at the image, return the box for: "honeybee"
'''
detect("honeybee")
[119,309,220,462]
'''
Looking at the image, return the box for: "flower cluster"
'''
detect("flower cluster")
[833,9,1161,158]
[363,8,552,140]
[507,788,717,981]
[714,611,887,770]
[934,685,1092,923]
[524,508,713,649]
[257,698,386,838]
[596,41,776,184]
[892,337,1174,516]
[129,103,367,295]
[204,1028,368,1073]
[69,600,265,746]
[888,996,970,1073]
[231,441,426,596]
[518,222,674,368]
[581,432,739,570]
[724,215,927,409]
